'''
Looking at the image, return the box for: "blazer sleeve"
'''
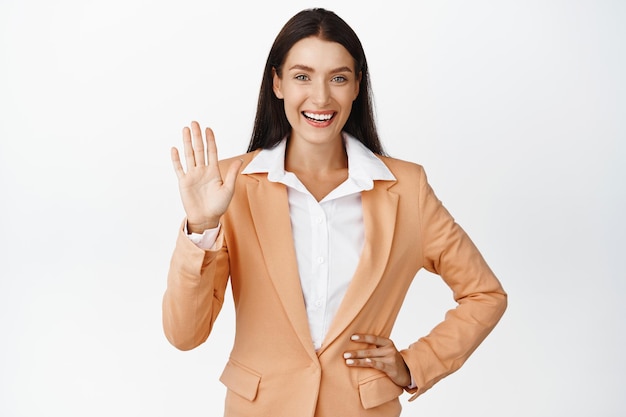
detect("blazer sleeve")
[400,167,507,400]
[162,220,230,351]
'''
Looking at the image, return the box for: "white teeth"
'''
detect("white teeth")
[304,112,333,121]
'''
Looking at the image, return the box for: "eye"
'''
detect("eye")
[295,74,309,81]
[331,75,347,83]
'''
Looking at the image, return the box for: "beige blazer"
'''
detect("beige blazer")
[163,151,507,417]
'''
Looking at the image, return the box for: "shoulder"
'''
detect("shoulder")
[377,155,427,182]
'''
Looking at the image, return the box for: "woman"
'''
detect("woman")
[163,8,506,417]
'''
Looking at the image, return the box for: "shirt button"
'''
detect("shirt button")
[316,217,323,224]
[317,257,324,264]
[315,300,322,307]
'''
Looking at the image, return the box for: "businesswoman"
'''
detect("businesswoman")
[163,8,507,417]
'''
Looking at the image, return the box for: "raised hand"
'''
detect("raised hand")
[343,334,412,388]
[171,121,243,234]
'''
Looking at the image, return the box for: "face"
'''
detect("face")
[273,36,361,148]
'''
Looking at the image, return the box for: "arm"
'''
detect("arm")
[162,222,230,350]
[400,168,508,399]
[162,121,242,350]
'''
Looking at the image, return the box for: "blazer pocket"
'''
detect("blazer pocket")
[219,359,261,402]
[358,373,403,410]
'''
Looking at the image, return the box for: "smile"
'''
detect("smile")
[302,111,336,122]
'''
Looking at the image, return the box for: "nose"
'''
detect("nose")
[311,79,331,107]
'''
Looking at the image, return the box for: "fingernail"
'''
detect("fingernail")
[343,353,352,359]
[365,358,372,363]
[346,359,354,365]
[351,335,359,341]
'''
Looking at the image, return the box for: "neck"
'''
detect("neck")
[284,135,347,174]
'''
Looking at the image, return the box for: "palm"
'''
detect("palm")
[171,122,242,233]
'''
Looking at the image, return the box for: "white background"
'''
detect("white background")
[1,0,624,416]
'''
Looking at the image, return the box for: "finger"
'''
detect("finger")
[343,353,406,380]
[190,121,206,166]
[171,147,184,180]
[182,126,195,170]
[344,357,393,375]
[344,357,377,368]
[351,334,393,348]
[345,346,391,361]
[205,127,218,167]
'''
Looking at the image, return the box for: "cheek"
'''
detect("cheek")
[284,98,301,115]
[342,90,359,107]
[281,95,302,123]
[283,89,305,110]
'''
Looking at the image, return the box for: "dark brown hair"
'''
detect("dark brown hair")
[247,8,385,155]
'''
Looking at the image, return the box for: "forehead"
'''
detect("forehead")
[283,36,355,71]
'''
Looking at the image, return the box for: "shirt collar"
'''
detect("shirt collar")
[241,132,395,191]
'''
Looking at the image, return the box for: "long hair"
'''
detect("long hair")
[247,8,385,155]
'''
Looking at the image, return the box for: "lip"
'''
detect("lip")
[302,111,336,128]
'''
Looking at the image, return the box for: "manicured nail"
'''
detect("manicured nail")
[343,353,352,359]
[346,359,354,365]
[365,358,372,363]
[351,335,359,341]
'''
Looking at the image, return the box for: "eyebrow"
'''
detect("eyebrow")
[288,64,353,73]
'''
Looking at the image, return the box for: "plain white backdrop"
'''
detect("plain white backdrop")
[1,0,624,416]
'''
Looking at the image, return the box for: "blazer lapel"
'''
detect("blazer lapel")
[318,180,399,354]
[245,175,318,361]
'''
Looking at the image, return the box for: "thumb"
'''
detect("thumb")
[223,159,244,191]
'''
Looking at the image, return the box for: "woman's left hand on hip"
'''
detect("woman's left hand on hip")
[343,333,412,388]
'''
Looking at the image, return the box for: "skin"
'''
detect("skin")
[170,35,412,389]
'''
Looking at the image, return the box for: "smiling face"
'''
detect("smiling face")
[272,36,361,149]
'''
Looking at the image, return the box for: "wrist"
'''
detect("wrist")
[187,218,220,234]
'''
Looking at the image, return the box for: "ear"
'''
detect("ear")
[272,67,284,99]
[353,71,362,100]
